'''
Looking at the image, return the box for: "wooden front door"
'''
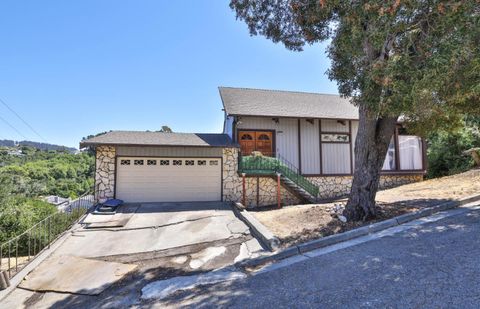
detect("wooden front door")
[238,131,274,156]
[255,132,273,156]
[239,131,255,155]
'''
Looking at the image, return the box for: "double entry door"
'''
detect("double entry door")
[238,130,274,156]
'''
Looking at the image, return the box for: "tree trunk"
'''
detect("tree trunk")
[344,104,398,221]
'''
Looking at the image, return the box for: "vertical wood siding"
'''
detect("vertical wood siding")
[300,119,320,174]
[322,143,351,174]
[321,119,350,132]
[237,116,299,168]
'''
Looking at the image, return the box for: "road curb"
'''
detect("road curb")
[231,204,280,252]
[240,193,480,270]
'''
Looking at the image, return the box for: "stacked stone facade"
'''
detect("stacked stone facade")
[222,148,300,208]
[95,146,116,202]
[92,145,422,207]
[222,148,423,207]
[308,174,423,200]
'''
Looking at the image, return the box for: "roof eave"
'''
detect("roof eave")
[226,113,359,121]
[79,142,239,149]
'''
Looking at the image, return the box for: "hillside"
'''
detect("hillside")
[0,139,77,153]
[0,147,94,198]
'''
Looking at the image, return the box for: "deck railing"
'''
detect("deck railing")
[0,191,94,283]
[238,154,319,197]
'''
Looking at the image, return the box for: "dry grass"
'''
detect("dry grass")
[253,169,480,248]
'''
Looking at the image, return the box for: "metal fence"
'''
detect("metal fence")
[0,192,94,281]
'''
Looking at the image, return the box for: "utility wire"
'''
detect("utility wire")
[0,97,47,142]
[0,114,29,140]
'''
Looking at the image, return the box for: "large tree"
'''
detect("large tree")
[230,0,480,220]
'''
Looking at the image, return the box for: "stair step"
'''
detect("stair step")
[278,175,318,204]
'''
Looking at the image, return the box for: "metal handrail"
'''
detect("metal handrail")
[238,154,319,197]
[0,190,94,282]
[275,154,319,197]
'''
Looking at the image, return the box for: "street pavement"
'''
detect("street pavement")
[145,205,480,309]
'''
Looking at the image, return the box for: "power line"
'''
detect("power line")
[0,97,47,142]
[0,114,29,140]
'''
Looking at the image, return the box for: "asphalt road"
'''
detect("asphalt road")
[146,206,480,309]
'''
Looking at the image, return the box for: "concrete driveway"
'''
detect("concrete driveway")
[56,201,257,258]
[2,202,264,308]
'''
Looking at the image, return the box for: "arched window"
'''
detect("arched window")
[241,133,253,140]
[257,134,270,141]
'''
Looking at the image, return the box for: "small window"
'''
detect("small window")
[241,133,253,140]
[257,134,270,140]
[160,160,170,166]
[147,160,157,166]
[134,160,144,165]
[186,160,194,166]
[173,160,182,166]
[198,160,207,166]
[209,160,218,166]
[321,134,350,143]
[120,160,130,165]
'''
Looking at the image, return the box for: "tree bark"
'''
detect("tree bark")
[344,104,398,221]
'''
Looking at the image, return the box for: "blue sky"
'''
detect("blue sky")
[0,1,337,148]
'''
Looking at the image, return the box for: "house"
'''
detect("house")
[44,195,70,206]
[80,87,425,207]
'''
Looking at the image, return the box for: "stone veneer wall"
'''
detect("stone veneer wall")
[308,174,424,200]
[222,148,300,208]
[222,147,423,207]
[95,146,116,202]
[92,145,424,206]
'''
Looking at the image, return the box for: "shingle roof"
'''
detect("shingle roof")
[79,131,235,148]
[219,87,358,119]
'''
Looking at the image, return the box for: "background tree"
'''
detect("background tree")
[157,125,173,133]
[230,0,480,220]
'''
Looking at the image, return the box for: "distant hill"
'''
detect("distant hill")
[0,139,77,153]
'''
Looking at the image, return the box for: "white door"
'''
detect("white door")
[115,157,222,203]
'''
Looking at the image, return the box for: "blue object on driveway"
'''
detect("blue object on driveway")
[102,199,124,207]
[93,199,124,215]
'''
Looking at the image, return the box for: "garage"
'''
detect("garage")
[116,157,222,203]
[79,131,235,204]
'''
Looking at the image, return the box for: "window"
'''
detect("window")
[160,160,170,166]
[173,160,182,166]
[209,160,218,166]
[198,160,207,166]
[382,138,396,171]
[185,160,194,166]
[321,134,350,143]
[240,133,253,140]
[147,160,157,166]
[134,160,144,165]
[257,134,270,140]
[120,160,130,165]
[399,136,423,170]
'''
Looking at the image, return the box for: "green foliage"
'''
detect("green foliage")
[230,0,480,127]
[427,120,480,178]
[158,125,173,133]
[0,148,94,247]
[0,150,94,198]
[0,175,57,243]
[230,0,480,220]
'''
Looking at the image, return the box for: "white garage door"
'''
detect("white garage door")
[116,157,222,203]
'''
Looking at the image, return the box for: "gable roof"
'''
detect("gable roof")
[219,87,359,120]
[80,131,235,148]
